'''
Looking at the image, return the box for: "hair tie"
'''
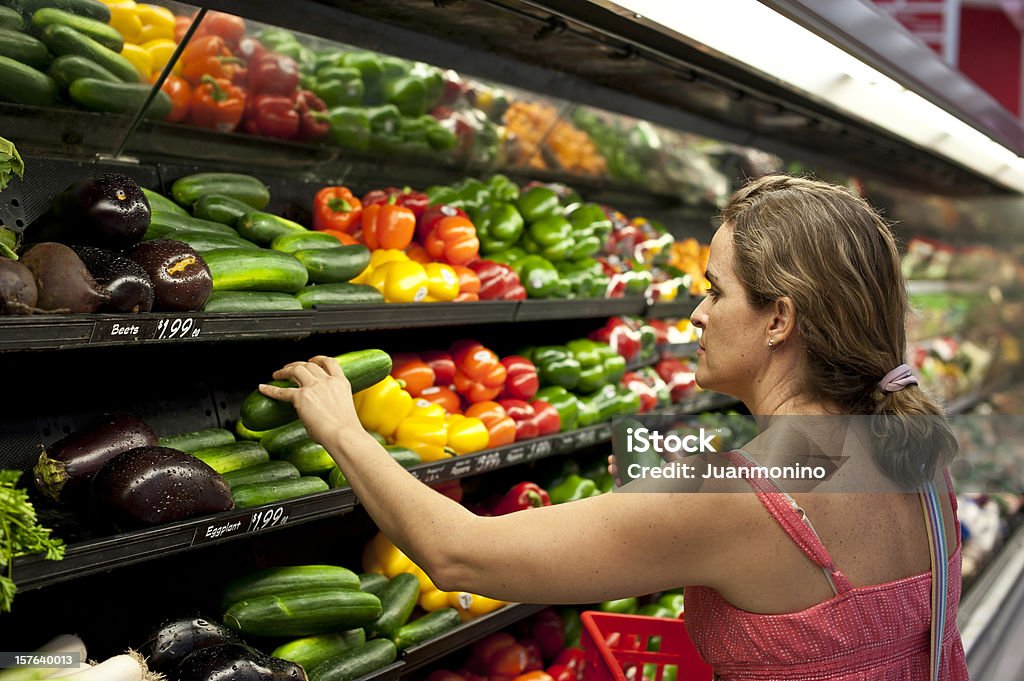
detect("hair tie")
[879,363,918,393]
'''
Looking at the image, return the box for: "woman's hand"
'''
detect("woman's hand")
[259,356,361,445]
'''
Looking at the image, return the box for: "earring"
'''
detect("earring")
[768,339,775,347]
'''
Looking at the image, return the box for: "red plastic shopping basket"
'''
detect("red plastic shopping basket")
[580,611,712,681]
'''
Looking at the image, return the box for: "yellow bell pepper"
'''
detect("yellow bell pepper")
[107,1,143,43]
[368,260,429,304]
[419,587,453,612]
[143,38,177,72]
[423,262,459,302]
[353,376,413,439]
[393,404,449,462]
[350,248,407,285]
[136,3,175,41]
[449,591,507,620]
[361,532,414,577]
[445,414,489,455]
[120,42,153,78]
[405,562,439,594]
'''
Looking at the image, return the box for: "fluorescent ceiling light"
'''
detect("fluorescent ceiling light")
[606,0,1024,193]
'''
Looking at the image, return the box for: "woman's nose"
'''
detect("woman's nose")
[691,298,708,329]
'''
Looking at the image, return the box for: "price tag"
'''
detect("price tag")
[474,451,502,473]
[421,464,447,484]
[574,429,599,448]
[505,445,528,464]
[154,317,203,340]
[449,460,473,477]
[527,439,553,460]
[192,505,289,545]
[596,424,612,440]
[91,317,203,343]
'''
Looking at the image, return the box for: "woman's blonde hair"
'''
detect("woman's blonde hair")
[721,175,957,487]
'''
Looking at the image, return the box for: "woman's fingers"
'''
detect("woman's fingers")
[310,355,347,379]
[259,382,294,402]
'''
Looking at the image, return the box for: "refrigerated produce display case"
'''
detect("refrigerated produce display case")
[1,1,1023,679]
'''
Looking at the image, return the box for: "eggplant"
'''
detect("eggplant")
[54,173,151,249]
[128,240,212,312]
[71,245,155,313]
[20,242,110,312]
[177,643,306,681]
[0,257,38,314]
[34,412,157,504]
[91,445,233,528]
[140,617,243,674]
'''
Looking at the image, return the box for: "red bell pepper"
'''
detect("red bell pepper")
[431,479,463,503]
[469,633,518,675]
[180,35,243,86]
[488,644,530,678]
[418,204,469,241]
[452,264,481,302]
[424,215,480,266]
[530,400,560,435]
[188,75,245,132]
[153,73,191,123]
[420,350,454,386]
[362,199,416,250]
[295,89,329,141]
[363,186,430,218]
[313,186,362,233]
[470,260,527,301]
[452,340,507,403]
[655,357,697,401]
[530,608,567,659]
[553,648,585,671]
[520,641,545,673]
[589,317,641,360]
[464,401,516,448]
[623,371,658,413]
[243,93,300,139]
[392,356,435,398]
[545,666,575,681]
[500,355,539,401]
[498,399,539,441]
[247,51,300,96]
[492,481,551,515]
[235,37,265,65]
[193,10,245,48]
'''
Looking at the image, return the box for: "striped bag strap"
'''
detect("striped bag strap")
[920,479,949,681]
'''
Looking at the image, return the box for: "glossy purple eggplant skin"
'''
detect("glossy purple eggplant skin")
[127,239,212,312]
[58,174,151,249]
[91,445,233,528]
[71,245,155,313]
[33,412,157,504]
[176,643,306,681]
[140,617,243,674]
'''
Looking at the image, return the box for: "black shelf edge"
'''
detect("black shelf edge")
[907,281,992,296]
[672,391,740,413]
[645,299,700,319]
[659,341,699,359]
[311,302,519,332]
[515,298,645,322]
[359,661,406,681]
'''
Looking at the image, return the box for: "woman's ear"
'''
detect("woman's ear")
[767,296,797,343]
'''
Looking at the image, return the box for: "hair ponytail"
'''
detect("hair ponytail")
[870,387,958,488]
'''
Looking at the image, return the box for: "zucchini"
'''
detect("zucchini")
[40,24,138,82]
[385,445,421,468]
[294,246,371,284]
[231,476,329,509]
[146,212,240,239]
[259,419,308,456]
[6,0,110,22]
[32,8,123,52]
[222,565,360,608]
[236,211,307,245]
[271,630,367,673]
[367,572,419,638]
[68,77,171,118]
[222,460,300,489]
[171,172,270,209]
[294,283,384,309]
[158,427,235,453]
[224,589,381,637]
[0,26,51,69]
[203,248,309,293]
[203,290,303,313]
[193,193,256,225]
[358,573,389,598]
[328,465,348,489]
[271,231,349,253]
[191,441,269,474]
[141,187,187,216]
[0,6,23,30]
[309,639,397,681]
[0,54,57,105]
[241,349,393,431]
[392,608,461,651]
[367,431,387,446]
[47,53,116,89]
[236,419,269,441]
[163,229,261,254]
[281,438,335,477]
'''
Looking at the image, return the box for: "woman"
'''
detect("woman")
[260,175,968,680]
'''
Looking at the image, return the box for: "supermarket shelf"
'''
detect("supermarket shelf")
[907,280,992,296]
[660,341,699,358]
[310,301,519,332]
[673,391,740,413]
[645,299,700,319]
[514,297,646,321]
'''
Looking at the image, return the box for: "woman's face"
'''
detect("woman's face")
[690,223,776,397]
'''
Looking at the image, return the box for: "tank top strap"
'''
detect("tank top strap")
[722,450,854,595]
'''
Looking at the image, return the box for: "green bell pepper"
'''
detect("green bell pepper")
[410,62,444,110]
[559,608,582,649]
[257,28,298,51]
[379,56,410,78]
[637,604,674,618]
[312,49,346,73]
[558,259,608,298]
[382,75,427,117]
[323,106,371,151]
[342,51,385,102]
[599,597,639,615]
[604,354,627,383]
[313,66,364,107]
[456,178,490,212]
[550,474,597,504]
[576,398,601,428]
[528,215,575,262]
[579,384,620,423]
[580,457,615,494]
[425,185,461,207]
[486,246,527,267]
[569,202,612,238]
[391,117,432,156]
[422,116,457,151]
[472,202,525,254]
[566,339,603,368]
[517,186,562,223]
[534,386,580,432]
[575,364,608,395]
[564,234,602,261]
[658,593,685,618]
[615,386,642,416]
[516,255,562,298]
[486,174,520,203]
[532,346,582,390]
[365,104,402,134]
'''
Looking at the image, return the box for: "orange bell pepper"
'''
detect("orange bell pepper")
[418,385,461,413]
[188,75,245,132]
[451,340,507,403]
[452,264,481,303]
[320,229,359,245]
[313,186,362,233]
[465,401,517,448]
[180,34,243,85]
[405,241,432,264]
[391,355,435,398]
[425,215,480,266]
[152,73,191,122]
[363,199,416,250]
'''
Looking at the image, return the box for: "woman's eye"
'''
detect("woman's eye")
[707,288,719,299]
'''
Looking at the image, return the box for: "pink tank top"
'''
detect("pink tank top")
[684,451,969,680]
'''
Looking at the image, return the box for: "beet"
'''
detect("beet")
[72,245,155,313]
[20,242,109,312]
[128,240,212,311]
[0,258,38,314]
[92,445,233,528]
[140,617,243,674]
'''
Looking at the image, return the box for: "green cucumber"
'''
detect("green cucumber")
[0,6,23,30]
[222,565,360,607]
[6,0,110,22]
[281,438,335,477]
[68,77,171,118]
[271,630,367,672]
[203,248,309,293]
[294,283,384,309]
[40,24,138,81]
[368,572,419,638]
[204,290,304,313]
[32,8,123,52]
[231,476,329,509]
[241,349,393,431]
[236,419,269,441]
[141,187,187,216]
[271,230,349,253]
[367,431,387,446]
[146,212,240,239]
[310,639,397,681]
[172,172,270,209]
[259,419,309,456]
[222,460,301,489]
[158,427,235,453]
[193,193,256,225]
[358,573,389,598]
[0,54,57,105]
[384,445,421,468]
[223,589,381,637]
[163,230,261,254]
[236,211,307,245]
[392,608,462,650]
[191,441,269,474]
[294,246,370,284]
[0,26,51,69]
[328,466,347,489]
